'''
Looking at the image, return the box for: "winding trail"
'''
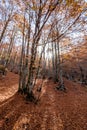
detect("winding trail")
[0,73,87,130]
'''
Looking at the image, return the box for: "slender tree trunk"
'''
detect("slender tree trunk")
[56,29,66,91]
[54,42,59,82]
[0,17,10,44]
[5,30,15,67]
[19,10,26,92]
[10,51,17,72]
[52,42,55,72]
[22,11,31,92]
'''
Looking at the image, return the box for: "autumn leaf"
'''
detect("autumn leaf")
[32,5,38,11]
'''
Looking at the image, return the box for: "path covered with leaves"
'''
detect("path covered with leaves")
[0,72,87,130]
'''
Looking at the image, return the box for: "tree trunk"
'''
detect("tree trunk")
[0,17,10,44]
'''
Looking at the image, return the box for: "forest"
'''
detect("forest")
[0,0,87,130]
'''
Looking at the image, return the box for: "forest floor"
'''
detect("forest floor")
[0,72,87,130]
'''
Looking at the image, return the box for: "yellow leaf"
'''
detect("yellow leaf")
[32,6,37,11]
[66,0,74,6]
[49,5,55,11]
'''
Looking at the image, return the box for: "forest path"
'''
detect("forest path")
[0,72,19,106]
[0,72,87,130]
[40,82,63,130]
[11,80,63,130]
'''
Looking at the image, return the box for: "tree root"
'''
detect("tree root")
[56,83,66,92]
[26,91,40,104]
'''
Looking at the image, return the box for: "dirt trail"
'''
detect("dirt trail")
[48,87,63,130]
[16,80,63,130]
[0,72,19,106]
[0,72,87,130]
[40,83,63,130]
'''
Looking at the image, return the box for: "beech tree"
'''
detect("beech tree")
[0,0,87,100]
[12,0,87,94]
[44,0,87,90]
[16,0,59,99]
